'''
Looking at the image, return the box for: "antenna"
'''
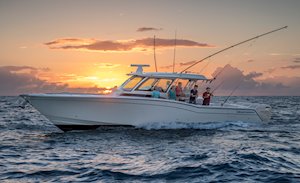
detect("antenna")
[131,64,150,73]
[172,30,177,73]
[153,35,158,72]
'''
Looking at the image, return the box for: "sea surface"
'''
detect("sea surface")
[0,96,299,182]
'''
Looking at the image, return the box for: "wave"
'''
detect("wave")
[135,121,256,130]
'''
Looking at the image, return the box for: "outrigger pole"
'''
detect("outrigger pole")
[180,26,288,74]
[173,30,177,73]
[154,35,158,72]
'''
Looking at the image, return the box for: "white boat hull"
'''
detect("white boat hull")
[21,94,271,131]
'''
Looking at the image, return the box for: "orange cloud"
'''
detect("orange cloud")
[44,38,94,46]
[45,37,214,52]
[95,63,121,69]
[160,60,197,69]
[281,65,300,70]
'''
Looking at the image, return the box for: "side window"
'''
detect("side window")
[137,78,157,91]
[122,76,143,91]
[175,79,189,88]
[155,79,173,92]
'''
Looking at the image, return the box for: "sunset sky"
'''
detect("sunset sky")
[0,0,299,96]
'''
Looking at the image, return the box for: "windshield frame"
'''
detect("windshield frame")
[121,76,145,91]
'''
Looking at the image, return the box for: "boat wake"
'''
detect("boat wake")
[135,121,258,130]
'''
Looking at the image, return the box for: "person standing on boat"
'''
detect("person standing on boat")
[202,87,213,105]
[168,86,176,100]
[152,86,160,98]
[175,82,185,101]
[189,85,198,104]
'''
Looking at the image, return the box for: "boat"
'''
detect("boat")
[20,64,272,131]
[19,26,288,131]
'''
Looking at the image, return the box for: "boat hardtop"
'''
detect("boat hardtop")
[129,72,210,80]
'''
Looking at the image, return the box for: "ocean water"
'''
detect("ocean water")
[0,96,299,182]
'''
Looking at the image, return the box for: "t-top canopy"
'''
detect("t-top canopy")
[128,72,210,81]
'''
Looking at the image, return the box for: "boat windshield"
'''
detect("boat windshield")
[122,76,144,91]
[136,78,173,92]
[136,78,157,91]
[154,78,173,92]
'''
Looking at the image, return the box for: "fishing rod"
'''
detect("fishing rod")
[212,42,254,81]
[210,38,260,95]
[180,26,288,74]
[221,78,244,106]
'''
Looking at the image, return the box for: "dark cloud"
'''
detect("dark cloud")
[0,66,50,75]
[245,72,263,79]
[1,66,37,71]
[281,65,300,70]
[293,58,300,63]
[265,68,276,74]
[45,37,213,51]
[1,66,50,72]
[202,64,300,96]
[137,27,162,32]
[0,66,109,96]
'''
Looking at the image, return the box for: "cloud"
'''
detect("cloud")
[281,65,300,70]
[293,58,300,63]
[269,53,300,56]
[95,63,121,69]
[160,60,197,69]
[0,66,50,75]
[1,66,37,71]
[45,37,214,52]
[245,72,263,79]
[247,59,254,63]
[264,62,300,74]
[265,67,276,74]
[203,64,300,96]
[2,64,299,96]
[269,53,283,56]
[137,27,162,32]
[0,66,110,96]
[160,65,174,69]
[44,38,93,46]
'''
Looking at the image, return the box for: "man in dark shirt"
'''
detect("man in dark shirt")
[189,85,198,104]
[202,87,213,105]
